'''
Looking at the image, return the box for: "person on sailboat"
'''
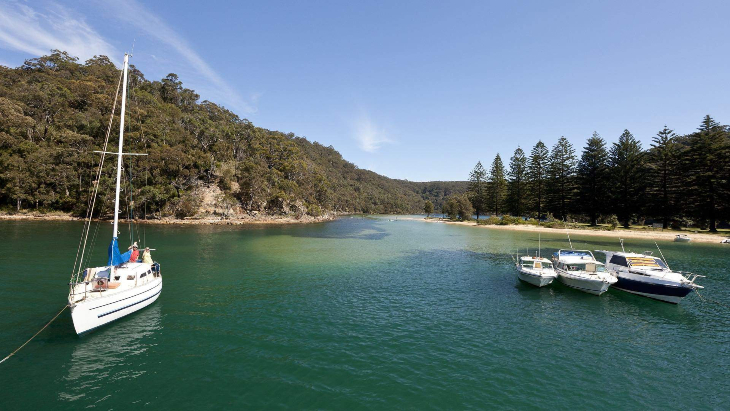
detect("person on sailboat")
[128,242,139,262]
[141,247,153,264]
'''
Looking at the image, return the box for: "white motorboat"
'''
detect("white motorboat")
[552,250,617,295]
[674,234,691,243]
[721,238,730,244]
[516,255,557,287]
[67,53,162,334]
[596,249,703,304]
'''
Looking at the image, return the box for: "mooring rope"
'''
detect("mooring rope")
[0,305,68,365]
[695,289,730,310]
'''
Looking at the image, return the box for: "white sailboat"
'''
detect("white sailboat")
[67,53,162,334]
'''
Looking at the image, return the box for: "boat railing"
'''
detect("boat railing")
[68,280,94,304]
[679,272,705,288]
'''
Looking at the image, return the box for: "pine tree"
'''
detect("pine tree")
[507,147,528,216]
[684,115,728,232]
[527,141,549,218]
[488,154,507,215]
[467,161,487,219]
[547,137,577,220]
[649,126,680,228]
[609,129,645,228]
[577,132,609,226]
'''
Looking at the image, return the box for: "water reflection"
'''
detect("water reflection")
[59,305,162,403]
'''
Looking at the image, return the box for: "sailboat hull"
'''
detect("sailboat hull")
[71,277,162,334]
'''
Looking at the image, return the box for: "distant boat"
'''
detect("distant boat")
[515,255,557,287]
[552,250,617,295]
[674,234,691,243]
[721,238,730,244]
[596,249,703,304]
[67,53,162,334]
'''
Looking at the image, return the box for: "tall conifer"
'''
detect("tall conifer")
[507,147,528,216]
[649,126,680,228]
[609,129,645,228]
[488,154,507,215]
[577,132,609,226]
[527,141,549,218]
[547,137,577,220]
[467,161,487,219]
[684,115,728,232]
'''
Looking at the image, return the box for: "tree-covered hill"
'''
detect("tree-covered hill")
[0,51,454,218]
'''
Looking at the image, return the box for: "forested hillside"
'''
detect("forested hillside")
[0,51,451,218]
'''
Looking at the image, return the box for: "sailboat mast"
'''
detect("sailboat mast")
[113,54,129,239]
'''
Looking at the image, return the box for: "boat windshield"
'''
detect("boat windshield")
[566,263,605,272]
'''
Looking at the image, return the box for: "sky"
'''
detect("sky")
[0,0,728,181]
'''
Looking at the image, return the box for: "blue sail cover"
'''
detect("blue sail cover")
[107,237,129,266]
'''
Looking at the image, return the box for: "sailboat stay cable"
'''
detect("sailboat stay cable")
[71,70,124,282]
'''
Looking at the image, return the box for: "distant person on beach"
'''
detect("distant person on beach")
[141,247,153,264]
[128,242,139,262]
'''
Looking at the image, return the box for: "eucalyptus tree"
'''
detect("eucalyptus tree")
[527,141,549,218]
[649,126,680,228]
[507,147,528,216]
[424,200,434,217]
[488,154,507,215]
[609,130,646,228]
[577,132,609,226]
[547,137,577,220]
[467,161,487,219]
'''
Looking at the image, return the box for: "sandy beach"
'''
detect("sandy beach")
[409,217,729,245]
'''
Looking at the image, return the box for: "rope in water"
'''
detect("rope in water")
[0,305,68,365]
[695,289,730,310]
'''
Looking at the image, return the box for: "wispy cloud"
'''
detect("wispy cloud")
[101,0,256,114]
[0,1,117,63]
[353,113,393,153]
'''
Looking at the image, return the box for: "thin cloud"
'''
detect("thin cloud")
[0,1,117,63]
[101,0,256,114]
[354,113,393,153]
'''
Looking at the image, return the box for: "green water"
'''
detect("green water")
[0,217,728,409]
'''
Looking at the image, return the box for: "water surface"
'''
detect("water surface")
[0,217,728,409]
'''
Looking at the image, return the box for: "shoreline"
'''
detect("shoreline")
[411,217,729,245]
[0,212,337,225]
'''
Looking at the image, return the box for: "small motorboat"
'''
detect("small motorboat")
[721,238,730,244]
[553,250,617,295]
[674,234,691,243]
[515,255,557,287]
[596,247,703,304]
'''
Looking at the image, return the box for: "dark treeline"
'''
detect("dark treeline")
[455,121,730,232]
[0,51,452,218]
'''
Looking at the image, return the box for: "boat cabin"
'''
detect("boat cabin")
[553,250,605,273]
[601,251,669,272]
[519,256,553,271]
